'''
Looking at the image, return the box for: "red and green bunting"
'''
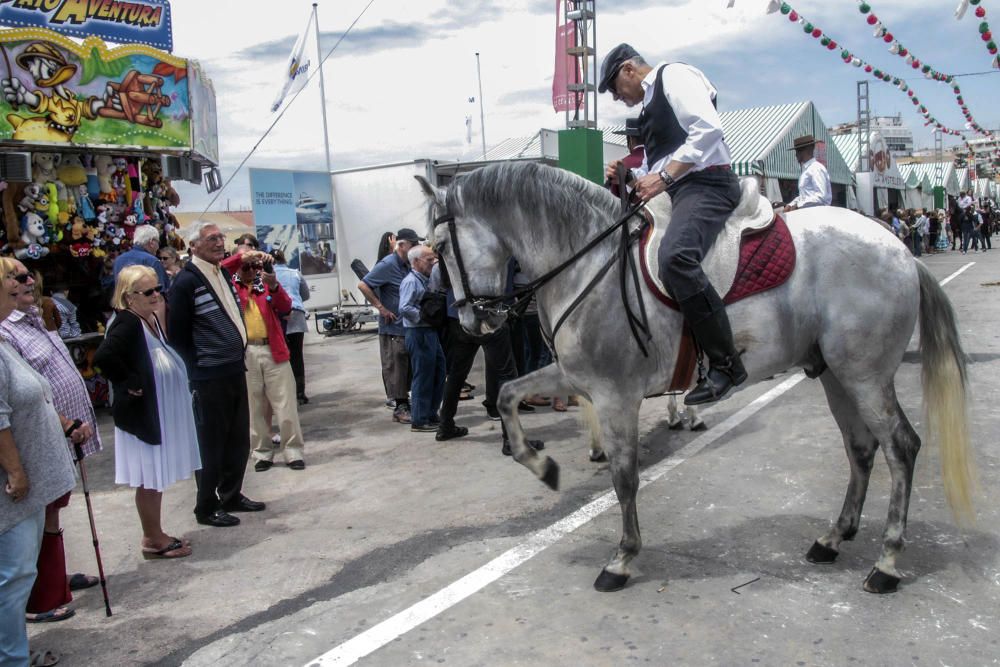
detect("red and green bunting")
[855,1,993,139]
[775,2,985,142]
[962,0,1000,69]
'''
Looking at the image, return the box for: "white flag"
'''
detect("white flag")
[465,115,473,144]
[271,14,314,113]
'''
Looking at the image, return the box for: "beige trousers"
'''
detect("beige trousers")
[246,344,304,462]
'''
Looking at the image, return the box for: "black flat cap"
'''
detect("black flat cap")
[599,43,639,94]
[612,117,641,137]
[396,227,424,243]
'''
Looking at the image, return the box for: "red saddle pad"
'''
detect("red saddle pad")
[641,213,796,310]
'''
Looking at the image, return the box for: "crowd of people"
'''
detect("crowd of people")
[875,193,996,257]
[0,224,310,666]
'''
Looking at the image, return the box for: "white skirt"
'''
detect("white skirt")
[114,323,201,492]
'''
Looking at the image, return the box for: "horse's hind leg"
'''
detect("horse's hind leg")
[593,399,642,592]
[807,371,880,565]
[838,378,921,593]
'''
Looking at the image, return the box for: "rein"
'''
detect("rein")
[433,187,653,356]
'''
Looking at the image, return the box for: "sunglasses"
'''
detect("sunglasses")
[133,285,163,297]
[11,272,31,284]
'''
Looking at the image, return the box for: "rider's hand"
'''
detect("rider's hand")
[634,173,667,203]
[605,160,623,184]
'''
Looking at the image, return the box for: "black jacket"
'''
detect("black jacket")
[93,309,162,445]
[167,261,246,381]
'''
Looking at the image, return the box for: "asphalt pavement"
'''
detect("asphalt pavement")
[28,246,1000,667]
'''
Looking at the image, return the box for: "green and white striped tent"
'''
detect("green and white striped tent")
[896,162,960,209]
[719,101,853,204]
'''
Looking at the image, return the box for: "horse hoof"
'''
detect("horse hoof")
[540,458,559,491]
[805,540,839,564]
[589,452,608,463]
[594,569,629,592]
[863,567,900,594]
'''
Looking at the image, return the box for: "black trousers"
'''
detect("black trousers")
[657,169,741,304]
[440,319,517,432]
[191,374,250,517]
[286,331,306,397]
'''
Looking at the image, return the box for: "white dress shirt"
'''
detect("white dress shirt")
[632,62,732,180]
[789,158,832,208]
[957,194,974,210]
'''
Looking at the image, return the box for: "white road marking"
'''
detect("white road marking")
[305,264,971,667]
[939,262,974,286]
[306,373,805,666]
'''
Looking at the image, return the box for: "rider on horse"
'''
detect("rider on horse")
[600,43,746,405]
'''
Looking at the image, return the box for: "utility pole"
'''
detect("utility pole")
[475,52,486,159]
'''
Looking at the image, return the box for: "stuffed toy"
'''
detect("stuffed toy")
[94,155,116,199]
[17,183,43,215]
[76,184,97,221]
[15,211,50,260]
[111,157,129,204]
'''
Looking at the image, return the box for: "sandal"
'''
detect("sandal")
[25,607,75,623]
[29,650,59,667]
[68,573,98,591]
[142,539,191,560]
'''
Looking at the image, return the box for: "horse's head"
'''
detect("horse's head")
[416,174,509,336]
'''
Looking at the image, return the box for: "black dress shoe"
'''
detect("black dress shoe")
[222,496,266,513]
[196,510,240,527]
[287,460,305,470]
[254,460,273,472]
[436,425,469,441]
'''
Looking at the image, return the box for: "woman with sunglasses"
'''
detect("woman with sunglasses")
[94,265,200,560]
[0,257,77,667]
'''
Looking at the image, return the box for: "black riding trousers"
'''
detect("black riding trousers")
[656,168,741,304]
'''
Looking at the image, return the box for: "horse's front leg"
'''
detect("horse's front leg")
[593,399,642,592]
[496,363,574,490]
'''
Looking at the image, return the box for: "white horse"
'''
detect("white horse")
[417,162,975,594]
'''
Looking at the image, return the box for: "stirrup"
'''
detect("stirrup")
[685,355,747,406]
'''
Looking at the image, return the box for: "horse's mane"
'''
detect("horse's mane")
[447,162,620,230]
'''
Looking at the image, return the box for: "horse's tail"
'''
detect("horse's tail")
[916,261,977,524]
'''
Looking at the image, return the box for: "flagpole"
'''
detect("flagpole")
[314,2,333,176]
[475,52,486,159]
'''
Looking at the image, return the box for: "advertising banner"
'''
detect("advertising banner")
[552,8,581,113]
[249,168,336,276]
[0,29,191,151]
[0,0,173,52]
[187,59,217,164]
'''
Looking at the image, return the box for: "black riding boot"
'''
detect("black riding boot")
[679,286,747,406]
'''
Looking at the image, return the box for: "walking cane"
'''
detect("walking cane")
[73,441,112,617]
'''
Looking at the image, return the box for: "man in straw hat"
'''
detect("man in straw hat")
[783,134,831,212]
[599,43,745,405]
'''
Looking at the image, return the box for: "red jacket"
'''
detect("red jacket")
[224,254,293,363]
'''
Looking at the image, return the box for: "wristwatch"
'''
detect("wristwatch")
[658,170,675,187]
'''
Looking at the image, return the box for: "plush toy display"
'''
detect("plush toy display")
[94,155,116,199]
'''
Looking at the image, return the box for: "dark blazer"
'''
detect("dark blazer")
[167,261,246,382]
[93,309,162,445]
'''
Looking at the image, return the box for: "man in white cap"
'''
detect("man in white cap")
[783,134,832,212]
[599,43,745,405]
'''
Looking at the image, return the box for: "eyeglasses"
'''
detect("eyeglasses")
[202,233,226,243]
[133,285,163,297]
[11,272,31,284]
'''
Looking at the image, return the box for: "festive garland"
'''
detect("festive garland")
[956,0,999,68]
[775,2,967,139]
[854,1,994,139]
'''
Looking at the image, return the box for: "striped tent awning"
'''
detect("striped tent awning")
[718,101,853,186]
[896,162,961,196]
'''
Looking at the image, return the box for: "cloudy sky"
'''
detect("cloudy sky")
[169,0,999,212]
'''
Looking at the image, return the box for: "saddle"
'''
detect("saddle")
[639,178,796,391]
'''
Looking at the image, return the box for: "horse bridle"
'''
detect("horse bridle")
[432,195,654,355]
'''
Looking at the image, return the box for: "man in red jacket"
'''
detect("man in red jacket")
[229,249,306,471]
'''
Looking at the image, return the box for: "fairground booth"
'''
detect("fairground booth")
[831,128,907,215]
[0,0,219,404]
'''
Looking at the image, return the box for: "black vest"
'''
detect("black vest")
[638,64,718,167]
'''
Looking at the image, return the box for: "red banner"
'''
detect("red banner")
[552,2,581,112]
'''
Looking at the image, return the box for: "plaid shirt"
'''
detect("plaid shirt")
[0,307,102,457]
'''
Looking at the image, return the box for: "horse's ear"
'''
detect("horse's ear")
[414,175,446,208]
